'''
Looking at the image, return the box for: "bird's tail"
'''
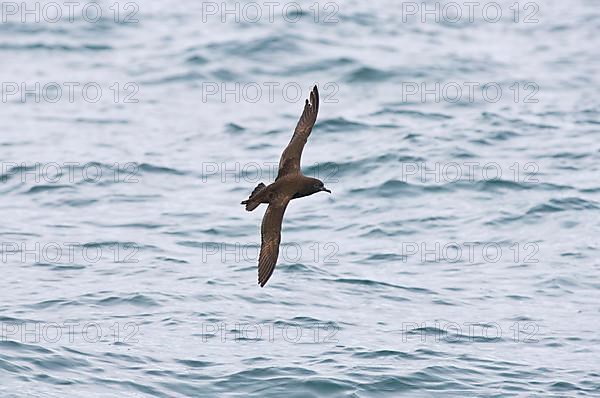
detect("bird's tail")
[241,182,266,211]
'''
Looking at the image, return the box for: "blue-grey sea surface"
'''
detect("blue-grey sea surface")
[0,0,599,396]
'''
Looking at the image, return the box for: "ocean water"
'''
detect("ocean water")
[1,0,599,396]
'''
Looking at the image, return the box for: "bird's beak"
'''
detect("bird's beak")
[322,187,331,193]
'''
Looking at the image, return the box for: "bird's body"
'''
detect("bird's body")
[245,174,324,206]
[241,86,330,287]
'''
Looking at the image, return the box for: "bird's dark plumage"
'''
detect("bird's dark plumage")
[241,85,330,287]
[258,200,289,287]
[277,85,320,179]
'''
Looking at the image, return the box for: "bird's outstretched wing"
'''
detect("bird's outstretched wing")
[258,199,290,287]
[276,85,320,179]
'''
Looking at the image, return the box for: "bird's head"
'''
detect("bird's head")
[308,178,331,195]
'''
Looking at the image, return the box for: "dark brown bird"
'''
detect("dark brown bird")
[241,85,331,287]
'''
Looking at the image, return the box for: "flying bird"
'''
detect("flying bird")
[241,85,331,287]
